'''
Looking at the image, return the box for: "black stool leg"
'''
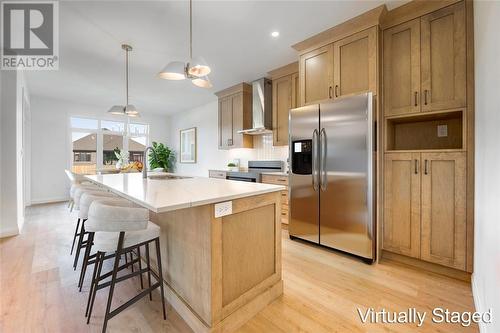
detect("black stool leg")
[102,232,125,333]
[73,219,86,269]
[86,251,101,318]
[155,238,167,320]
[87,251,104,323]
[79,232,94,291]
[70,218,80,255]
[137,245,144,289]
[145,243,152,301]
[130,252,134,272]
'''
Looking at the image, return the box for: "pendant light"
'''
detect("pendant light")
[158,0,212,88]
[108,44,140,117]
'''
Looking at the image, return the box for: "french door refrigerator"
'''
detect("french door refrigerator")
[289,93,375,261]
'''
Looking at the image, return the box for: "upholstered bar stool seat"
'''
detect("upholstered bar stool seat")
[85,199,166,332]
[76,194,127,289]
[92,222,160,253]
[73,186,107,211]
[71,188,113,268]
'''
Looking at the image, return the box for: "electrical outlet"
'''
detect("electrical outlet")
[214,201,232,218]
[437,124,448,137]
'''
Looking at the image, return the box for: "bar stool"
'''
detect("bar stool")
[72,188,113,269]
[85,199,166,332]
[69,183,100,212]
[76,193,126,290]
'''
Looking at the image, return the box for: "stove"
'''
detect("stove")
[226,160,284,182]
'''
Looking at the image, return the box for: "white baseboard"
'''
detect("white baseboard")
[0,226,20,238]
[29,196,68,205]
[472,273,488,333]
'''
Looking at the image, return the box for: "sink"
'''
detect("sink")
[148,175,189,180]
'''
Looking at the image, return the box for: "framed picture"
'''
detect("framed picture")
[180,127,197,163]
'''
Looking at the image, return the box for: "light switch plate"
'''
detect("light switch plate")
[437,124,448,137]
[215,201,232,218]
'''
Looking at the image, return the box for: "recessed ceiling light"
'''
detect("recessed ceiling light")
[271,31,280,38]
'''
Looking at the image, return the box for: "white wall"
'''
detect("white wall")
[29,95,170,204]
[0,70,29,237]
[169,100,288,177]
[473,2,500,332]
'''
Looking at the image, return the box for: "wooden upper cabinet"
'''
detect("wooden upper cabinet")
[292,73,299,109]
[421,2,466,112]
[420,152,466,270]
[272,75,292,146]
[299,44,334,106]
[383,152,421,258]
[383,19,421,116]
[216,83,253,150]
[219,96,233,149]
[269,62,299,146]
[333,27,377,99]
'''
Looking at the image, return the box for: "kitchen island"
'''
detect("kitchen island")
[85,173,285,333]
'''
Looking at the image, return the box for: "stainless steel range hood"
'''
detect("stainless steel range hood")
[238,78,273,135]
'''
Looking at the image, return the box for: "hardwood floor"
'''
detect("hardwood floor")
[0,203,477,332]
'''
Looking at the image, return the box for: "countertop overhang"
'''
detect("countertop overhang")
[84,172,285,213]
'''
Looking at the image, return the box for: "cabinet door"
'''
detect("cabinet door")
[219,96,233,149]
[273,75,292,146]
[421,152,466,270]
[421,2,466,112]
[383,19,421,116]
[383,153,421,258]
[333,27,377,99]
[299,44,334,106]
[291,72,299,108]
[231,93,243,148]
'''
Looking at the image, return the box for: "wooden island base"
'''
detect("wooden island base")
[148,192,283,333]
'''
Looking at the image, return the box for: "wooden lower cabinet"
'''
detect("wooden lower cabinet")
[420,152,466,270]
[383,151,467,270]
[261,174,289,224]
[383,152,421,258]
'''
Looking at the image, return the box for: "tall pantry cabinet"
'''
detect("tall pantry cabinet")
[381,1,473,274]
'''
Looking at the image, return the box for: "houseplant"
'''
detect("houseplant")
[114,148,129,169]
[148,142,175,172]
[227,162,238,172]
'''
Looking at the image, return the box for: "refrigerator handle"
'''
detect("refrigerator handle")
[320,128,327,191]
[312,129,319,191]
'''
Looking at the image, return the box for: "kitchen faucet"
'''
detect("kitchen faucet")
[143,146,157,178]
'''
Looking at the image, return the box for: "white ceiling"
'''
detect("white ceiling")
[25,0,407,115]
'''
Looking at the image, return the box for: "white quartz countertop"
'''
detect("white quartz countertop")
[84,172,285,213]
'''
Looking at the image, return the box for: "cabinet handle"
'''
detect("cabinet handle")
[414,159,418,174]
[424,90,428,105]
[329,86,332,99]
[424,159,428,175]
[335,85,339,98]
[414,92,418,107]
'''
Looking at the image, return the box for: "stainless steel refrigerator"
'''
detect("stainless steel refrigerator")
[289,93,375,261]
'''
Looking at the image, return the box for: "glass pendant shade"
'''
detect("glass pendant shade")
[188,56,211,77]
[108,105,125,115]
[192,75,212,88]
[158,61,187,80]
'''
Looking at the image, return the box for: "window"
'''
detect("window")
[71,130,97,174]
[70,117,149,174]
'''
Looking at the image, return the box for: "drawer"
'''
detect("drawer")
[262,174,289,186]
[209,170,227,179]
[280,191,289,205]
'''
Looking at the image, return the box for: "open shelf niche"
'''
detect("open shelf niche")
[385,110,464,151]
